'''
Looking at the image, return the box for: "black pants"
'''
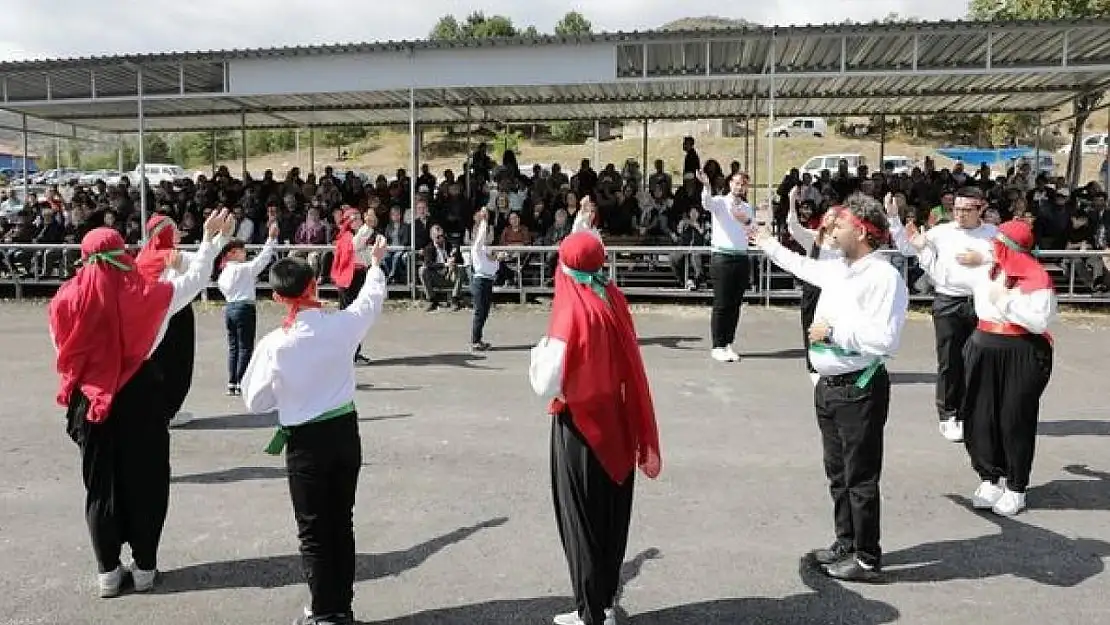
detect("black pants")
[815,367,890,568]
[709,253,750,349]
[470,275,494,344]
[150,304,195,419]
[800,284,821,373]
[932,295,977,421]
[67,360,171,573]
[551,412,634,625]
[338,266,368,360]
[225,301,257,385]
[962,331,1053,493]
[286,412,362,618]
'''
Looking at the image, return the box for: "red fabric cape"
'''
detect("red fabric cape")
[992,220,1053,293]
[330,207,362,288]
[547,231,662,483]
[49,228,174,423]
[135,215,177,282]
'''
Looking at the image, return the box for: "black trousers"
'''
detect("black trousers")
[337,266,368,360]
[961,331,1053,493]
[150,304,195,420]
[224,302,257,385]
[551,412,634,625]
[931,295,977,421]
[286,412,362,618]
[800,284,821,373]
[470,275,494,344]
[709,253,750,349]
[815,367,890,568]
[67,360,171,574]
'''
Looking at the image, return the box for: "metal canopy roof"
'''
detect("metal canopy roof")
[2,18,1109,134]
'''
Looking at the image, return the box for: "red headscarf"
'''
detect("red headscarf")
[330,207,362,288]
[273,278,324,329]
[992,219,1053,293]
[134,215,177,282]
[548,231,662,483]
[49,228,174,423]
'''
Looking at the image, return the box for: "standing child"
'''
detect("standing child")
[215,222,279,396]
[469,208,505,351]
[240,235,389,625]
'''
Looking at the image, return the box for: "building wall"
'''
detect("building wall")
[617,119,749,140]
[0,153,37,171]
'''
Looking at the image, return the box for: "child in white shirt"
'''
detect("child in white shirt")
[214,223,279,396]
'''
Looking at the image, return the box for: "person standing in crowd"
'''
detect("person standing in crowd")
[697,169,755,363]
[329,206,373,365]
[241,236,389,625]
[214,223,279,396]
[469,208,505,351]
[752,194,908,582]
[49,210,231,598]
[911,219,1055,517]
[887,188,997,443]
[529,230,662,625]
[785,186,840,386]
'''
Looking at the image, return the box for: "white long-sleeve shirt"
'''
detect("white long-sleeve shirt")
[217,238,277,303]
[888,217,996,298]
[785,204,838,262]
[240,265,388,427]
[702,189,753,254]
[470,221,499,279]
[761,238,908,376]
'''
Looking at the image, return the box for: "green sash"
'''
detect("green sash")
[84,249,131,271]
[561,265,609,302]
[808,342,884,389]
[264,401,356,455]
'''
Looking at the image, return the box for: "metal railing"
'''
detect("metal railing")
[2,242,1109,305]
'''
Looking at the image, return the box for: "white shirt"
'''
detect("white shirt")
[786,206,839,263]
[917,248,1056,334]
[217,238,277,303]
[470,221,499,279]
[889,217,996,298]
[240,266,388,427]
[762,239,908,376]
[702,189,752,253]
[529,337,566,402]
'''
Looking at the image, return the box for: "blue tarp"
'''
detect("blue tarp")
[935,147,1034,165]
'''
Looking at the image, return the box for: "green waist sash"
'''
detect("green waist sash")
[808,342,884,389]
[263,400,356,455]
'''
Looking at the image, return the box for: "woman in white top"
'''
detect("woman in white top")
[469,208,506,351]
[785,186,840,385]
[214,223,279,395]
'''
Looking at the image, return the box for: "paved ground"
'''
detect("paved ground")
[1,299,1109,625]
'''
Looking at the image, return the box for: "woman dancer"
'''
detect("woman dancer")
[330,206,373,365]
[784,186,839,385]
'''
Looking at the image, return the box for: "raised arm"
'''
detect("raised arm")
[785,188,816,251]
[166,211,231,314]
[529,336,566,402]
[340,235,389,337]
[828,268,908,358]
[247,223,280,277]
[754,229,834,289]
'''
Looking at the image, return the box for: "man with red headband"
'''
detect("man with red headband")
[529,231,662,625]
[912,219,1055,517]
[240,234,389,625]
[330,206,373,365]
[887,187,997,444]
[753,193,907,583]
[49,209,231,598]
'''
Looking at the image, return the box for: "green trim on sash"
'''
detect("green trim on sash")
[84,249,131,271]
[263,400,356,455]
[561,265,609,302]
[808,342,884,389]
[996,232,1040,257]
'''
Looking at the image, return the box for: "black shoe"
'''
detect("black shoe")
[294,610,354,625]
[809,542,852,565]
[451,299,463,312]
[354,355,372,366]
[822,554,882,583]
[425,301,439,312]
[471,341,490,352]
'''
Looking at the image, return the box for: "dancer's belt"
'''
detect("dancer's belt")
[976,320,1053,344]
[809,342,884,389]
[264,401,356,455]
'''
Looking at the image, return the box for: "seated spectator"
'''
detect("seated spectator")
[420,224,463,311]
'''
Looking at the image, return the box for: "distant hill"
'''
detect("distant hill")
[658,16,760,31]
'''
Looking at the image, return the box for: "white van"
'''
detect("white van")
[766,117,828,138]
[799,153,868,177]
[133,163,188,186]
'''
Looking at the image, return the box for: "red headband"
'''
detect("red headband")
[836,207,889,243]
[273,278,323,329]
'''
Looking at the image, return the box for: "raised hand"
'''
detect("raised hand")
[268,221,280,240]
[203,208,231,240]
[695,170,709,186]
[884,193,898,217]
[370,234,388,266]
[748,223,773,247]
[476,208,489,223]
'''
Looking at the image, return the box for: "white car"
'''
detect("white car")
[799,153,868,178]
[766,117,828,138]
[133,163,188,186]
[882,156,914,175]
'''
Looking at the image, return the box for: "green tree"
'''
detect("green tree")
[430,11,518,39]
[430,15,462,40]
[554,11,592,36]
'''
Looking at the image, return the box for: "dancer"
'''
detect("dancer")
[785,186,840,386]
[529,231,662,625]
[49,210,230,598]
[469,208,506,351]
[696,169,754,363]
[240,235,389,625]
[214,222,279,395]
[752,193,907,582]
[910,219,1055,517]
[887,188,996,443]
[330,206,373,365]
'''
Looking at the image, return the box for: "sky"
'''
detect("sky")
[0,0,969,62]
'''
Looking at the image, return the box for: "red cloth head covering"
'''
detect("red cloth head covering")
[992,219,1053,293]
[273,278,324,329]
[48,227,174,423]
[134,215,177,282]
[330,207,362,288]
[548,231,662,483]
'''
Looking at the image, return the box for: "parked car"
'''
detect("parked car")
[132,163,188,186]
[798,153,868,177]
[766,117,828,138]
[882,156,914,175]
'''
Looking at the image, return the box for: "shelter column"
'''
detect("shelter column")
[594,120,601,168]
[1104,108,1110,192]
[240,112,248,178]
[117,136,123,175]
[295,129,301,171]
[309,129,315,177]
[765,50,776,214]
[137,65,148,243]
[879,114,887,166]
[744,116,750,172]
[409,87,418,299]
[465,103,472,200]
[1034,113,1042,169]
[21,113,28,201]
[641,120,649,193]
[211,131,217,173]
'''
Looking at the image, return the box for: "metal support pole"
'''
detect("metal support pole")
[21,113,28,201]
[137,66,148,243]
[240,111,248,178]
[1034,112,1042,172]
[765,38,777,212]
[409,88,419,300]
[211,130,217,173]
[752,115,759,194]
[641,119,649,193]
[54,123,61,168]
[593,120,601,167]
[309,129,316,177]
[1104,109,1110,192]
[295,129,301,170]
[879,114,887,166]
[465,104,472,199]
[744,116,751,171]
[117,137,124,174]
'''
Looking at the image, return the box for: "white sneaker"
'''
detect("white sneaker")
[972,481,1005,509]
[553,608,616,625]
[168,411,194,428]
[128,563,157,592]
[992,488,1026,516]
[939,418,964,443]
[723,345,741,361]
[97,566,122,598]
[809,372,821,387]
[710,348,733,362]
